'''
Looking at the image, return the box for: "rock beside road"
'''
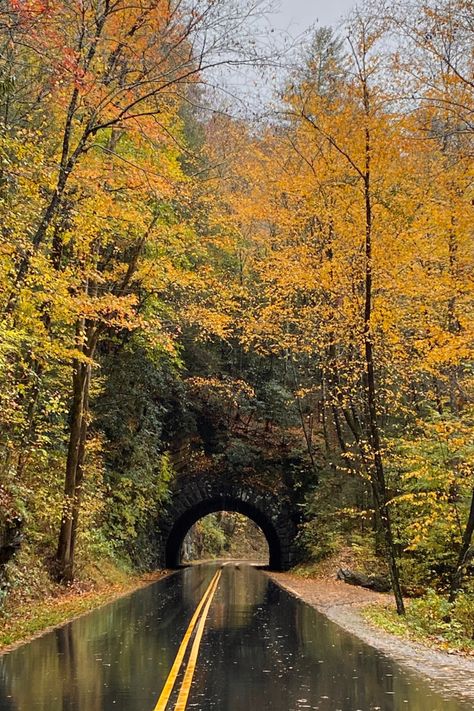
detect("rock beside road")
[336,567,391,592]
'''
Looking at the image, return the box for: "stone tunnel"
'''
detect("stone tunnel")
[156,474,297,571]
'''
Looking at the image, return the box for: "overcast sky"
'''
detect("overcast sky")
[213,1,359,110]
[273,0,357,33]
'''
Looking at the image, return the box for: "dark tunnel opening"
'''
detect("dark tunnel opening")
[164,496,283,570]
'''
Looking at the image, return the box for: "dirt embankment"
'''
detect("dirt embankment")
[267,571,474,704]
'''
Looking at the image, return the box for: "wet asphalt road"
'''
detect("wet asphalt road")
[0,563,471,711]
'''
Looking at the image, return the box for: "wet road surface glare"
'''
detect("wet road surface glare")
[0,563,470,710]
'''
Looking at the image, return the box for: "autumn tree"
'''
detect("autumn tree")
[0,0,276,581]
[383,0,474,597]
[0,0,472,623]
[205,11,472,613]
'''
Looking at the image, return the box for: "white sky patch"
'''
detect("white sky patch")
[202,0,359,116]
[275,0,358,32]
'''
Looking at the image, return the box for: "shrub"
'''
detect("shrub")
[406,589,452,636]
[453,591,474,640]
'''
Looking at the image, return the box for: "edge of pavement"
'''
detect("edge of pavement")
[265,570,474,704]
[0,568,176,657]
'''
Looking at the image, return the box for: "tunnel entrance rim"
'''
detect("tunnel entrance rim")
[157,476,296,571]
[165,496,281,569]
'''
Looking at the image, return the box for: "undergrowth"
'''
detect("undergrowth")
[364,588,474,654]
[0,544,164,652]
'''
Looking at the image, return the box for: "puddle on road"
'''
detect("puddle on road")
[0,564,470,711]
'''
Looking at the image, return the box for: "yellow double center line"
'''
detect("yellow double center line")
[153,568,222,711]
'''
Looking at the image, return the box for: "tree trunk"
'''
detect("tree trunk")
[69,364,91,567]
[55,356,89,582]
[55,310,99,582]
[291,360,319,479]
[55,214,153,581]
[361,75,404,613]
[449,487,474,601]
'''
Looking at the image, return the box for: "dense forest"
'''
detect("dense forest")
[0,0,472,642]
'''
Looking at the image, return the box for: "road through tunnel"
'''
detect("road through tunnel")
[157,477,297,571]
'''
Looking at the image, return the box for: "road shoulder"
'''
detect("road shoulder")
[266,571,474,704]
[0,569,173,656]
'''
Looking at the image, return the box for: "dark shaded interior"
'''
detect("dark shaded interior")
[165,496,282,570]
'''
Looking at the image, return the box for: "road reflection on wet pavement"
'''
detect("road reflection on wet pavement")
[0,563,470,711]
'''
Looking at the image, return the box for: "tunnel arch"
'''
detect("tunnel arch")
[157,476,296,571]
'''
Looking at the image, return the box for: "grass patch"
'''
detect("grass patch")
[363,590,474,655]
[291,562,325,578]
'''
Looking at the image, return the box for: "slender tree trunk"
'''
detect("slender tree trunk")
[432,376,444,415]
[321,375,331,456]
[55,216,153,581]
[449,486,474,601]
[447,227,460,414]
[56,354,89,581]
[290,360,319,479]
[362,94,405,614]
[69,364,91,566]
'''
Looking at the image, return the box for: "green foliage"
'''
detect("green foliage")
[182,512,269,562]
[296,460,374,566]
[453,590,474,640]
[197,515,227,556]
[95,341,185,561]
[183,514,227,560]
[386,411,474,589]
[295,518,342,564]
[407,590,454,637]
[398,556,434,597]
[2,543,55,609]
[365,587,474,652]
[256,381,298,429]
